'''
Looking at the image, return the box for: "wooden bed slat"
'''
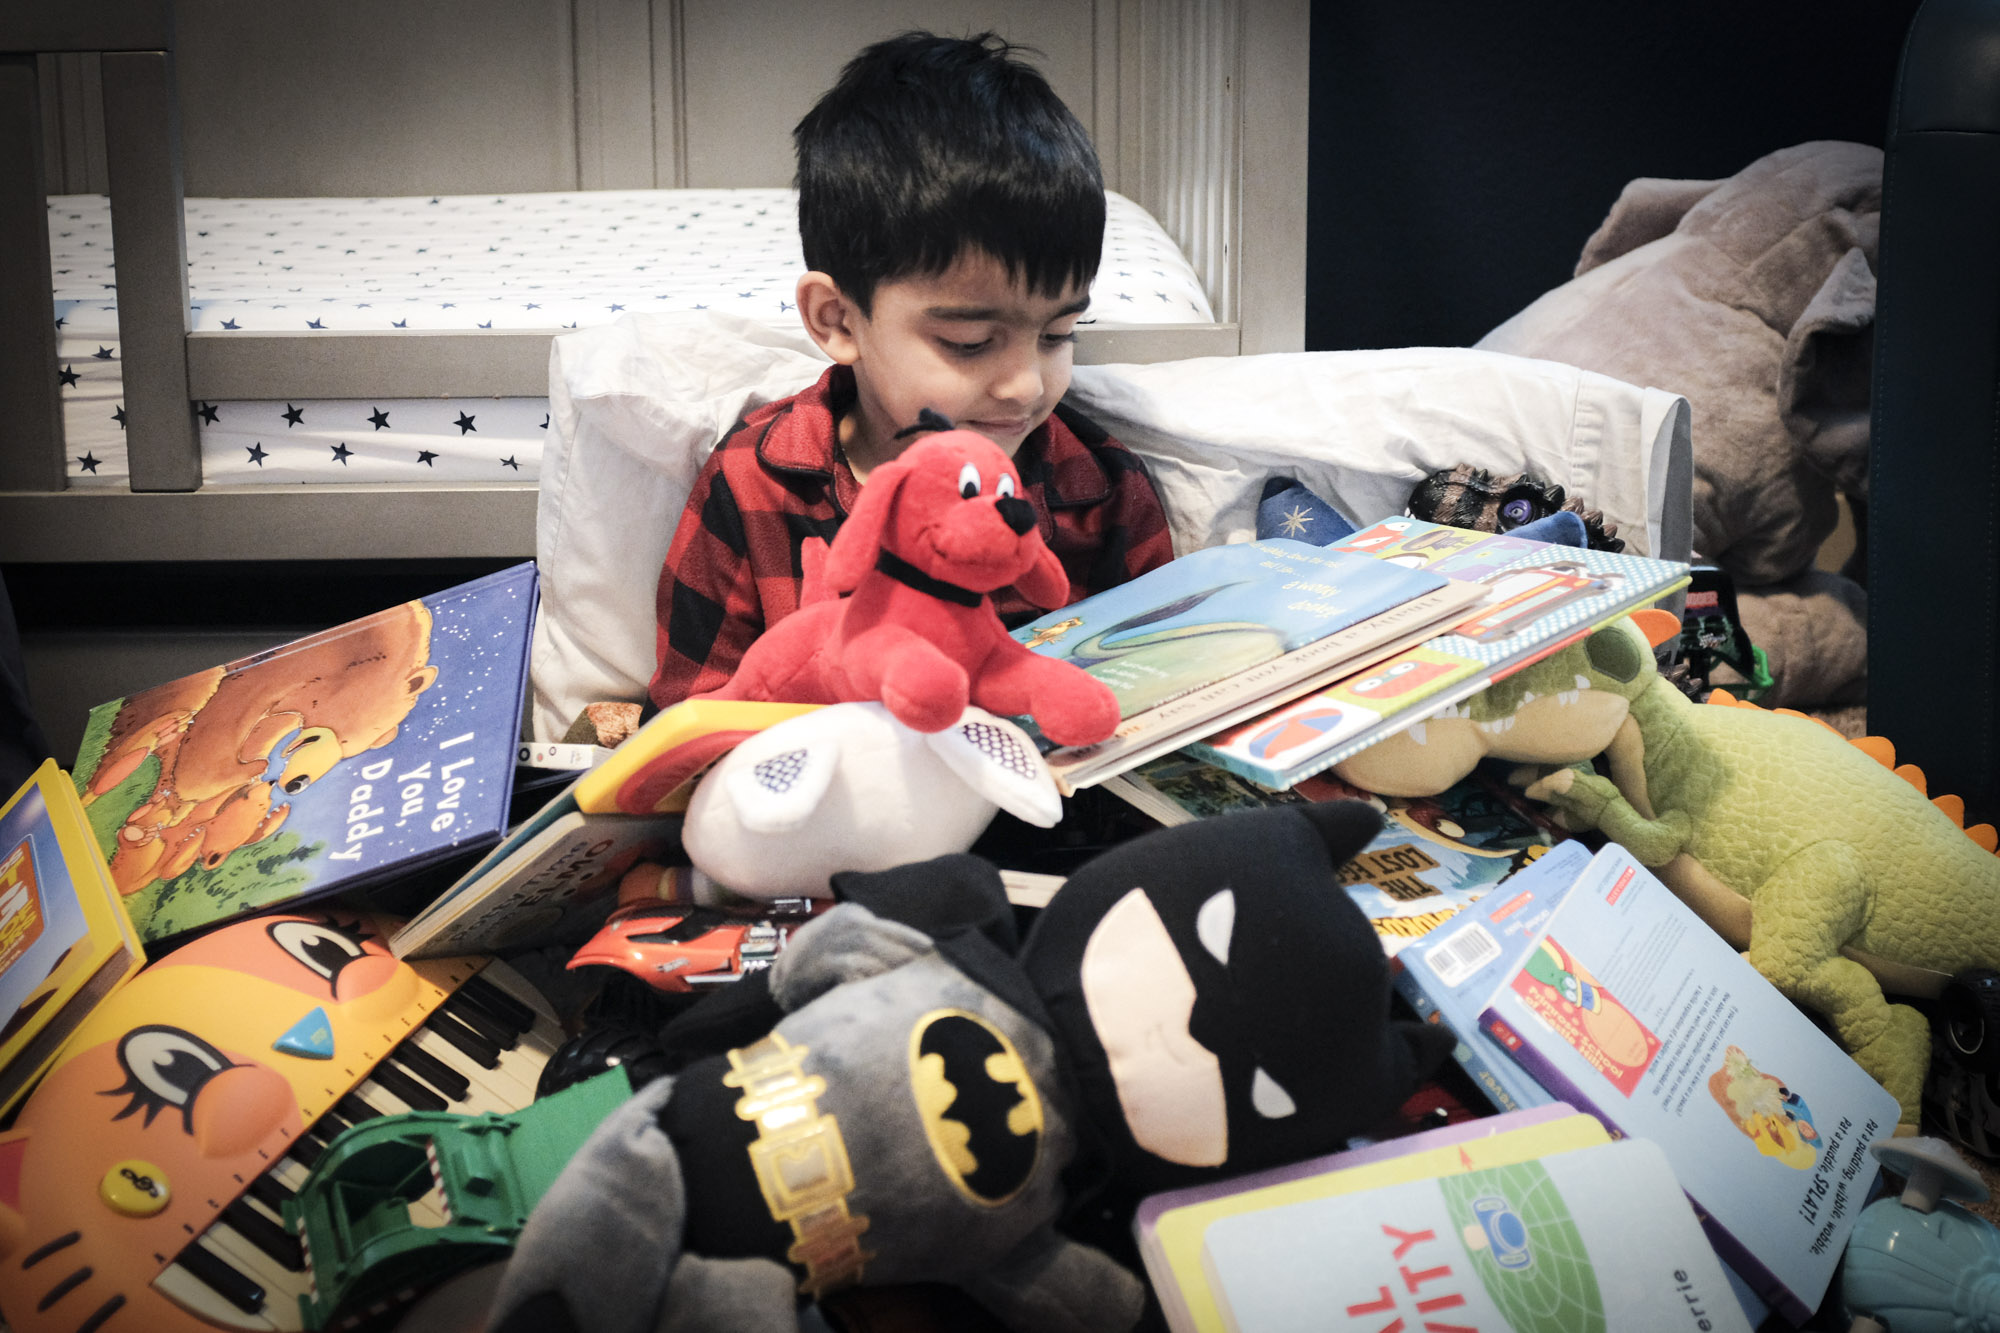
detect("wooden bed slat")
[102,48,200,492]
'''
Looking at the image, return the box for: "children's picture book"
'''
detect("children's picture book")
[1012,538,1486,790]
[1136,1103,1608,1333]
[1104,757,1562,958]
[69,562,539,944]
[1197,1136,1753,1333]
[1392,840,1599,1115]
[388,809,684,957]
[389,698,815,958]
[0,760,143,1115]
[1185,519,1691,791]
[1455,842,1898,1324]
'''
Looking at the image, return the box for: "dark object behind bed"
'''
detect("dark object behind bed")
[1870,0,2000,824]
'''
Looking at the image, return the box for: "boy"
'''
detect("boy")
[647,31,1175,710]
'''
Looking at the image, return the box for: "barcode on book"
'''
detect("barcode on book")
[1425,921,1500,987]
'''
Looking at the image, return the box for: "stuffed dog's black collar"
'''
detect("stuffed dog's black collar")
[875,549,983,607]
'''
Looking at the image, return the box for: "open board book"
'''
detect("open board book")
[1008,537,1487,791]
[1183,519,1691,790]
[70,563,539,945]
[0,761,143,1116]
[391,699,816,957]
[1419,839,1899,1325]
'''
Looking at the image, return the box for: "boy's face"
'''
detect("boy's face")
[801,249,1090,468]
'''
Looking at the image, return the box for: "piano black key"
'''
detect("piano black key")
[315,1105,355,1140]
[440,991,519,1050]
[175,1237,265,1315]
[223,1199,305,1272]
[423,1008,502,1069]
[246,1172,294,1214]
[289,1130,325,1169]
[369,1059,449,1113]
[457,972,538,1034]
[389,1040,471,1102]
[337,1092,386,1124]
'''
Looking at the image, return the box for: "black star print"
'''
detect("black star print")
[500,455,521,471]
[454,412,477,434]
[307,318,325,328]
[198,402,220,424]
[220,318,240,330]
[246,442,268,465]
[282,404,305,427]
[92,346,114,359]
[608,303,624,312]
[53,315,64,328]
[331,443,353,464]
[368,407,391,430]
[393,319,408,328]
[111,406,125,428]
[416,449,439,466]
[478,320,492,329]
[57,365,79,388]
[539,414,549,429]
[76,452,100,473]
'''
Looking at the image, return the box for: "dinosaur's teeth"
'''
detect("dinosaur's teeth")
[1520,691,1537,705]
[1559,689,1580,705]
[1408,722,1427,747]
[1477,716,1516,734]
[1574,674,1592,690]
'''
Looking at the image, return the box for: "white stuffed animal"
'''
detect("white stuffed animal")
[682,701,1061,899]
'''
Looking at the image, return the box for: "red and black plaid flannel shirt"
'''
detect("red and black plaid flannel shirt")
[648,365,1175,709]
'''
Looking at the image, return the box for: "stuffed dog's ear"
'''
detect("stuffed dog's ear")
[826,454,915,593]
[1013,543,1072,611]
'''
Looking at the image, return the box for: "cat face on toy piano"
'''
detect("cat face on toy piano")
[0,912,561,1333]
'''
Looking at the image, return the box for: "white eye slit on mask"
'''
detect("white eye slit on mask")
[1250,1066,1297,1119]
[1194,890,1235,967]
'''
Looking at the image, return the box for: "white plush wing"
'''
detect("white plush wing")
[713,716,843,834]
[924,708,1063,828]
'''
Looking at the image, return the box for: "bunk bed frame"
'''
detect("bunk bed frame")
[0,0,1308,566]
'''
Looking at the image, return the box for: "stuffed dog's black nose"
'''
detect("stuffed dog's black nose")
[996,496,1036,535]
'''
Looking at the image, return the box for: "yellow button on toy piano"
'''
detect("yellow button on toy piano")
[99,1160,169,1216]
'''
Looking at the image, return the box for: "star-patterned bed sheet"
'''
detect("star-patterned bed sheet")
[48,188,1213,487]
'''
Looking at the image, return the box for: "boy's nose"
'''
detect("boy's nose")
[993,349,1044,405]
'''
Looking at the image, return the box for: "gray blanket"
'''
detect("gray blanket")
[1478,141,1880,588]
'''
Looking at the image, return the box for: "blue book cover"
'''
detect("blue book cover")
[1474,843,1898,1325]
[1012,538,1449,718]
[1390,839,1595,1115]
[1198,1137,1752,1333]
[71,562,538,943]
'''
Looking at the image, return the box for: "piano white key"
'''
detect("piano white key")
[405,1025,540,1110]
[153,1258,280,1332]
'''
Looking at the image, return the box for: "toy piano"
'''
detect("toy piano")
[0,911,563,1333]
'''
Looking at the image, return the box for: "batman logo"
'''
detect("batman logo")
[908,1009,1044,1206]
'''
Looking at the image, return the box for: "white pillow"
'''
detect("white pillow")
[532,320,1691,739]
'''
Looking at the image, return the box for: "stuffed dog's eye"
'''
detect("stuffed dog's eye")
[996,473,1016,499]
[958,462,981,498]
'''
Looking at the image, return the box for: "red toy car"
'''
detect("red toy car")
[566,897,829,993]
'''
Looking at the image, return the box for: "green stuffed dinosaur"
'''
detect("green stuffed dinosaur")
[1337,614,2000,1129]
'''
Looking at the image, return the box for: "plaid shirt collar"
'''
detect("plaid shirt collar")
[756,365,1114,511]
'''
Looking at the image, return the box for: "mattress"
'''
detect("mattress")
[48,188,1213,487]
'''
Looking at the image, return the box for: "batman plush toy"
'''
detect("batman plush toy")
[485,801,1449,1333]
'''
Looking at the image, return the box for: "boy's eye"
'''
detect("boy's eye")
[943,338,990,355]
[1041,331,1079,348]
[958,462,981,498]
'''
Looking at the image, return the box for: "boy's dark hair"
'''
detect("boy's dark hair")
[794,31,1105,314]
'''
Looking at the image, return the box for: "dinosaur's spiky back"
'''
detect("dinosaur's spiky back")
[1705,690,1999,854]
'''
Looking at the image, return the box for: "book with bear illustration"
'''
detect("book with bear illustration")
[1430,840,1899,1324]
[69,563,538,943]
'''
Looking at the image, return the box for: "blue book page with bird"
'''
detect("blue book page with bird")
[1013,539,1448,719]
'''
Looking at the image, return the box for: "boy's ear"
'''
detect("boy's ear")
[797,272,862,364]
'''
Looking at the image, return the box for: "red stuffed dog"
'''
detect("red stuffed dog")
[703,430,1120,747]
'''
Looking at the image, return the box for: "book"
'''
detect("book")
[1459,842,1898,1324]
[1104,757,1560,957]
[0,760,143,1116]
[1197,1136,1753,1333]
[70,562,539,944]
[1391,840,1599,1115]
[1136,1104,1607,1333]
[1184,519,1691,791]
[1010,538,1487,790]
[390,698,816,958]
